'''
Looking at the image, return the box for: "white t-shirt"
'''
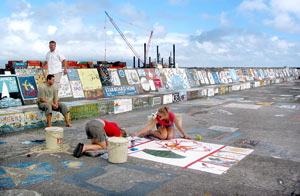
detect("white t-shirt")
[45,50,66,74]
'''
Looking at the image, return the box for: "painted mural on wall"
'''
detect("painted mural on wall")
[103,86,138,97]
[108,69,121,86]
[114,99,132,114]
[69,103,99,120]
[17,76,38,100]
[140,77,151,92]
[117,69,128,85]
[125,69,140,85]
[77,69,102,90]
[34,73,46,88]
[207,71,215,85]
[160,68,190,90]
[185,69,200,87]
[145,68,163,90]
[212,72,220,84]
[58,74,73,98]
[229,69,239,82]
[69,81,85,98]
[201,70,210,84]
[0,76,19,94]
[67,69,80,81]
[97,67,112,87]
[137,69,146,77]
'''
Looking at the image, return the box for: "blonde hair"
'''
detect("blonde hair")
[158,106,169,115]
[120,128,127,137]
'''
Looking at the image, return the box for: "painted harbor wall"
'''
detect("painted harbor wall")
[0,67,299,134]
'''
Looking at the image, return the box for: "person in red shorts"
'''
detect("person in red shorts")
[73,118,127,158]
[132,107,191,140]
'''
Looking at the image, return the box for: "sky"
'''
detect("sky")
[0,0,300,67]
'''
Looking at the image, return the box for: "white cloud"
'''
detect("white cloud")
[239,0,300,34]
[48,26,57,35]
[238,0,268,12]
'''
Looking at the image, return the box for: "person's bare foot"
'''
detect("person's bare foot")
[66,123,72,127]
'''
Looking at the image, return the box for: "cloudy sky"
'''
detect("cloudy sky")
[0,0,300,67]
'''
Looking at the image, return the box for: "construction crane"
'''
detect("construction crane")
[146,30,153,64]
[105,11,153,66]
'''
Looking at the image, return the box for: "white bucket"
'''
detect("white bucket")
[45,127,64,149]
[147,113,182,131]
[108,137,129,163]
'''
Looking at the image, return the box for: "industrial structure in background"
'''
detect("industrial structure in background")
[105,11,176,68]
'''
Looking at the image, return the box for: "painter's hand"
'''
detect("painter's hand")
[131,133,138,138]
[184,135,192,140]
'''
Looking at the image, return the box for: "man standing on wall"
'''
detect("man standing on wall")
[41,40,68,92]
[38,74,72,127]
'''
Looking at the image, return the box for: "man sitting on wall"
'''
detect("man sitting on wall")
[37,74,72,127]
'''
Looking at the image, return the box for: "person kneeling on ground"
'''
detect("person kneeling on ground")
[37,74,72,127]
[73,118,127,158]
[132,107,191,140]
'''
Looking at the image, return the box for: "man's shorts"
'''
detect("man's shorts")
[53,72,62,90]
[85,120,107,142]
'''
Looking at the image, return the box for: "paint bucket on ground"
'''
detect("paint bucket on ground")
[108,137,129,163]
[147,113,182,131]
[45,127,64,149]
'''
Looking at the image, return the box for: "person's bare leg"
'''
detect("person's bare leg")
[166,126,175,140]
[64,113,72,127]
[47,114,52,127]
[82,139,106,153]
[149,127,168,140]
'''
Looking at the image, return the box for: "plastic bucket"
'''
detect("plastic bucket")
[147,113,182,131]
[45,127,64,149]
[108,137,129,163]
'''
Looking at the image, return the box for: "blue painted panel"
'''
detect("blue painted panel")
[0,76,19,93]
[67,69,80,81]
[103,86,138,97]
[229,69,239,82]
[18,76,38,100]
[212,72,220,84]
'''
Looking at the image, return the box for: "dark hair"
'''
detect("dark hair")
[47,74,55,81]
[120,128,127,137]
[49,40,56,45]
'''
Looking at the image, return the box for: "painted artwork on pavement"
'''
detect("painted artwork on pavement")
[17,76,38,100]
[129,139,253,175]
[0,162,56,188]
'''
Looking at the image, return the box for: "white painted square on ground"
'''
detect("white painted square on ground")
[223,103,262,109]
[128,139,253,175]
[114,99,132,114]
[208,126,239,132]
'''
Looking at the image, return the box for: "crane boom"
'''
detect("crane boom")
[105,11,144,65]
[146,31,153,64]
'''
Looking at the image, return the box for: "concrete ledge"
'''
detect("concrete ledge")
[0,76,298,135]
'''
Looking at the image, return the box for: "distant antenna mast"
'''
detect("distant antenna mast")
[104,13,107,61]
